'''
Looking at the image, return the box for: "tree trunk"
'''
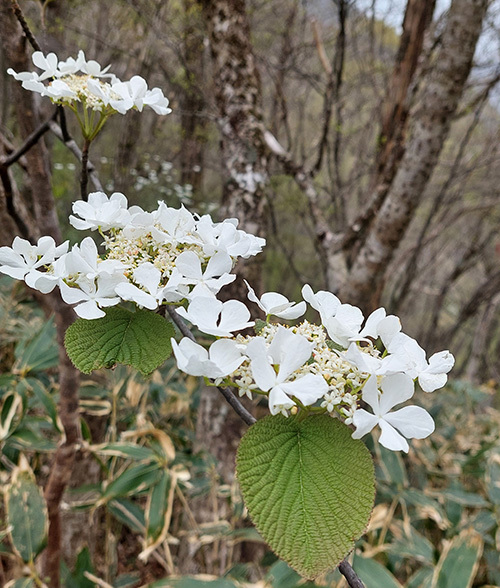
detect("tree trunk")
[339,0,488,313]
[0,6,81,587]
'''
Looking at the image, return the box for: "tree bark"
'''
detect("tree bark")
[339,0,488,313]
[202,0,269,251]
[0,5,81,587]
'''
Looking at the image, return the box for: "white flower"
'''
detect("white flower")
[0,236,68,289]
[153,203,198,245]
[109,76,171,115]
[344,343,384,375]
[245,280,306,319]
[143,87,172,115]
[176,251,235,298]
[115,262,162,310]
[353,307,401,345]
[69,192,130,231]
[246,327,328,416]
[59,273,124,319]
[32,254,71,293]
[323,304,364,348]
[171,337,245,378]
[176,297,254,337]
[386,333,454,392]
[32,51,60,80]
[8,52,172,117]
[41,79,77,100]
[352,374,434,452]
[302,284,341,322]
[64,237,124,283]
[196,216,265,258]
[57,50,87,76]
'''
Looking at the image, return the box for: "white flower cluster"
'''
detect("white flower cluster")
[8,51,171,115]
[0,191,453,453]
[0,192,265,320]
[171,282,455,453]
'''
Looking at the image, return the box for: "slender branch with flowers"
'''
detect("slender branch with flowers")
[1,34,455,586]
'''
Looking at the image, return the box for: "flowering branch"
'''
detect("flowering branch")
[167,306,256,426]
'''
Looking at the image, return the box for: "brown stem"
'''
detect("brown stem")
[48,121,104,192]
[0,111,57,168]
[80,138,91,201]
[338,560,365,588]
[10,0,41,52]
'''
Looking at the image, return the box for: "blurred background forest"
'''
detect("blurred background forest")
[1,0,500,587]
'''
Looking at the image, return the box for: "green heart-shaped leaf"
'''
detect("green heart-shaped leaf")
[64,307,174,376]
[236,414,375,578]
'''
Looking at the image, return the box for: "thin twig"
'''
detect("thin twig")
[167,305,196,341]
[0,110,57,168]
[338,560,365,588]
[166,306,256,426]
[80,138,91,200]
[10,0,41,52]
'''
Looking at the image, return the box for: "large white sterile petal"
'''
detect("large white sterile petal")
[361,376,380,413]
[171,338,209,376]
[418,372,448,393]
[114,282,158,310]
[143,87,172,115]
[22,79,46,95]
[378,420,409,452]
[274,300,307,320]
[357,307,386,339]
[59,281,89,305]
[386,333,427,376]
[74,300,106,320]
[280,374,327,405]
[246,282,306,319]
[44,80,76,99]
[301,284,340,320]
[352,409,379,439]
[188,274,235,299]
[0,265,27,280]
[344,343,381,374]
[218,300,254,336]
[379,373,414,414]
[384,406,435,439]
[246,337,278,391]
[176,251,203,280]
[268,387,296,416]
[208,339,246,375]
[0,246,24,268]
[426,350,455,374]
[32,51,59,80]
[176,297,220,328]
[274,331,313,382]
[377,315,401,348]
[7,69,39,82]
[133,263,161,295]
[259,292,290,314]
[204,252,233,279]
